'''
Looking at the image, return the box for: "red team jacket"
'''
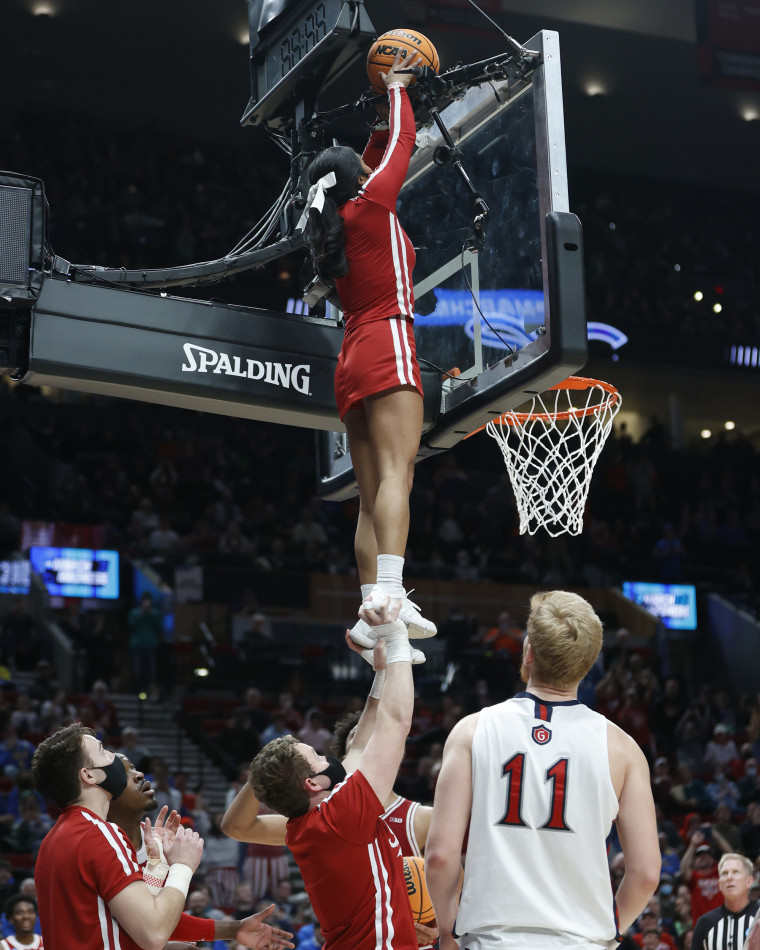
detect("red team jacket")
[286,770,417,950]
[334,83,417,328]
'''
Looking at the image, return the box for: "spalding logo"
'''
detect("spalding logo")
[181,343,311,395]
[532,724,552,745]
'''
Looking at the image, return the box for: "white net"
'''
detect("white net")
[486,379,622,537]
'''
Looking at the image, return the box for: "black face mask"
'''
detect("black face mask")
[94,756,127,800]
[316,755,346,791]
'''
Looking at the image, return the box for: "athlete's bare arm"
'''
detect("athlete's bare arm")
[607,721,661,932]
[221,782,288,845]
[109,825,203,950]
[342,630,385,774]
[678,828,701,883]
[425,715,477,950]
[358,626,414,805]
[222,632,388,843]
[413,803,433,851]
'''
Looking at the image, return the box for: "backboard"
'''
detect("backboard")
[317,30,588,498]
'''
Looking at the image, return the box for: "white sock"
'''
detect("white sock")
[377,554,404,597]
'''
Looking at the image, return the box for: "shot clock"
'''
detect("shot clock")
[241,0,376,127]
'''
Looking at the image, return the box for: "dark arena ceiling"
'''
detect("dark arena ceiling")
[3,0,759,192]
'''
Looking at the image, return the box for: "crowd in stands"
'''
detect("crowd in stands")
[1,104,760,949]
[2,107,760,617]
[0,598,757,948]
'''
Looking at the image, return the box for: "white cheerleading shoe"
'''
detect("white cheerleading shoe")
[398,590,437,639]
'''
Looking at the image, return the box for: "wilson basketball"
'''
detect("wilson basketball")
[403,856,435,924]
[366,29,439,94]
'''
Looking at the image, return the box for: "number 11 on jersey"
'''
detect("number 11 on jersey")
[498,752,572,832]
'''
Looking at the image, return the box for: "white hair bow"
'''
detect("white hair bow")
[296,171,337,232]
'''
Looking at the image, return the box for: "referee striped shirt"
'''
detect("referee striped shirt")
[692,900,760,950]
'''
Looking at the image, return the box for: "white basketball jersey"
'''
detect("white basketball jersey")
[456,693,620,950]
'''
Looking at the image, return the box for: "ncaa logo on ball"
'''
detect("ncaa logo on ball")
[532,724,551,745]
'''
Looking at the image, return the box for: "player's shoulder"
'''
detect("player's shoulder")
[445,712,480,750]
[606,715,641,752]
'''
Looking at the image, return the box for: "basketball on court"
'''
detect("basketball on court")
[403,856,435,924]
[366,29,440,93]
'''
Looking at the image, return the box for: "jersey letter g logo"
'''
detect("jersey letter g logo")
[532,725,551,745]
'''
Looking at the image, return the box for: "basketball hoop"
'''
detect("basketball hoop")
[480,376,622,537]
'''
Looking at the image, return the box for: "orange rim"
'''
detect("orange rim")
[464,376,620,438]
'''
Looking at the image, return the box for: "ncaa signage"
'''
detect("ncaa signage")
[532,724,552,745]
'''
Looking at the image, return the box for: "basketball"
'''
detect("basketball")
[366,29,440,94]
[403,856,434,924]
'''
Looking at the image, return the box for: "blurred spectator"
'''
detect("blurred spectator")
[671,893,693,943]
[201,812,240,911]
[9,694,39,739]
[127,592,162,697]
[230,883,257,921]
[482,611,524,662]
[747,693,760,756]
[119,726,152,773]
[4,792,52,854]
[186,885,226,929]
[651,524,687,582]
[242,837,290,905]
[738,758,760,806]
[38,688,77,734]
[651,757,674,812]
[26,661,55,708]
[269,880,298,926]
[675,719,707,775]
[658,835,681,880]
[0,600,37,672]
[272,694,303,732]
[740,802,760,861]
[680,834,722,920]
[237,688,270,736]
[705,768,740,815]
[291,509,327,548]
[148,758,182,812]
[217,716,261,773]
[219,522,254,560]
[297,710,332,754]
[703,724,740,772]
[296,918,325,950]
[655,804,683,852]
[650,679,686,758]
[80,680,121,741]
[712,802,743,852]
[669,767,714,815]
[617,684,656,765]
[0,728,34,778]
[76,612,118,693]
[0,652,13,691]
[0,893,43,948]
[149,516,181,557]
[632,910,675,949]
[0,863,15,910]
